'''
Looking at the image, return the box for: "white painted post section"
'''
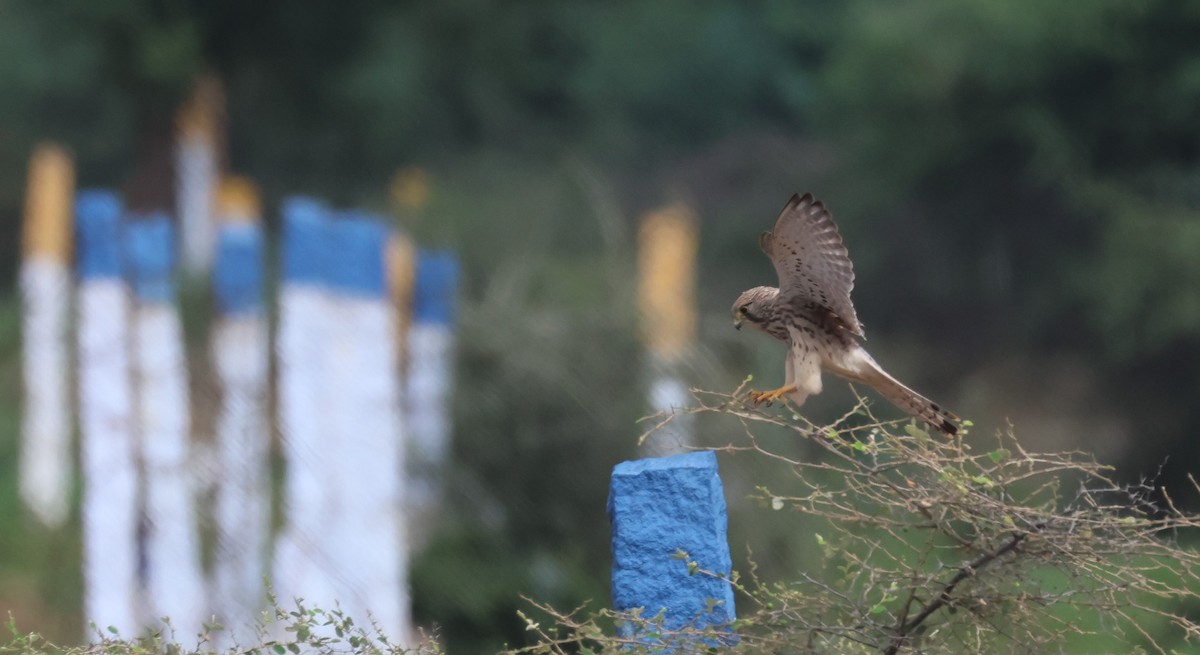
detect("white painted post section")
[125,214,206,640]
[325,212,410,643]
[19,143,74,528]
[76,190,139,637]
[646,375,693,453]
[210,180,269,644]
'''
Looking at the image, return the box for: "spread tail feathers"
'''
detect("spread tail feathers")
[858,361,960,436]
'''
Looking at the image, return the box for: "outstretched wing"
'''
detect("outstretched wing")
[759,192,863,337]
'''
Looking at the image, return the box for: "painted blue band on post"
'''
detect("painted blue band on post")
[608,451,736,643]
[213,224,264,316]
[413,249,459,325]
[123,212,176,302]
[282,196,329,286]
[75,189,123,280]
[324,211,386,298]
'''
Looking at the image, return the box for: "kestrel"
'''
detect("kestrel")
[732,193,960,435]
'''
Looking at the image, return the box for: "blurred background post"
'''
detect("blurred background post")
[325,213,410,642]
[124,214,205,639]
[19,143,74,528]
[272,197,338,624]
[174,76,224,278]
[637,200,699,456]
[76,190,139,638]
[406,247,458,548]
[209,177,268,644]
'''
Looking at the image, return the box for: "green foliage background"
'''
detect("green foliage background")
[1,0,1200,652]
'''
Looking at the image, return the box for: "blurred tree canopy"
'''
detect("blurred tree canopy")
[1,0,1196,361]
[3,0,1200,651]
[809,0,1200,480]
[818,0,1200,355]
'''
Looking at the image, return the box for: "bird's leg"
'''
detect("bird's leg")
[749,349,802,406]
[748,384,798,407]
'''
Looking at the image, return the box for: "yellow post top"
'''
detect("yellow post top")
[390,167,431,212]
[215,176,260,224]
[637,200,699,360]
[22,143,75,263]
[177,75,223,141]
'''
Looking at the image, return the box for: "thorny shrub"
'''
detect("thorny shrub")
[512,386,1200,654]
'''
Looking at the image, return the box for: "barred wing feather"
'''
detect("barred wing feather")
[759,192,863,337]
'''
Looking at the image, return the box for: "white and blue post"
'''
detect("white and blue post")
[76,190,140,637]
[406,250,459,518]
[124,213,206,639]
[608,451,737,646]
[273,197,339,619]
[324,212,410,642]
[209,193,269,643]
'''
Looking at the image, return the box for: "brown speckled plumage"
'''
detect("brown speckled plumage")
[733,193,960,436]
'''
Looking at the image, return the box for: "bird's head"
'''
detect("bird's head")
[732,286,779,332]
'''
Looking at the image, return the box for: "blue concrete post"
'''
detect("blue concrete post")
[213,223,264,316]
[124,213,176,302]
[412,250,459,326]
[608,450,736,644]
[281,196,329,287]
[326,211,388,297]
[76,190,123,279]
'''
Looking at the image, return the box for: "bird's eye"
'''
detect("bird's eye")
[738,306,749,315]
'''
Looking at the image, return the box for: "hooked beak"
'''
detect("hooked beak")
[733,315,743,330]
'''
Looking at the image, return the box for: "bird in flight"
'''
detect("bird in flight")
[732,192,960,436]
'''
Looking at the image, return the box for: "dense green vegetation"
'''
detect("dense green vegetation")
[2,0,1200,652]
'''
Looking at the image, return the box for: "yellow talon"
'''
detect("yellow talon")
[748,385,797,407]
